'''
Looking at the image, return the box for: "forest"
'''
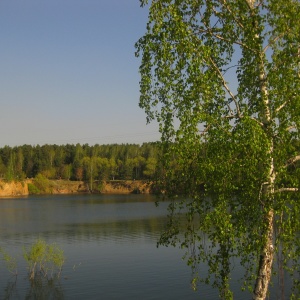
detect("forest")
[0,143,160,182]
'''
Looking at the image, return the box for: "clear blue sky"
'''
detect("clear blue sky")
[0,0,160,147]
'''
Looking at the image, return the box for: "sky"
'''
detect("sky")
[0,0,160,147]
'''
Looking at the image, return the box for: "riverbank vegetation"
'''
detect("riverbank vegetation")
[0,143,160,183]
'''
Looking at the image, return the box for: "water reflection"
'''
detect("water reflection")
[2,277,65,300]
[2,278,18,300]
[25,277,64,300]
[63,216,166,242]
[0,195,170,242]
[0,195,201,299]
[0,195,292,299]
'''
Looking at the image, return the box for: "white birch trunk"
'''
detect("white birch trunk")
[253,47,275,299]
[253,134,275,300]
[253,209,274,300]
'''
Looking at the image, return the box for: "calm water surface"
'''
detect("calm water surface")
[0,194,285,299]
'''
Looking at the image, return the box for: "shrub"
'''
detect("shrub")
[0,247,17,276]
[30,174,53,194]
[23,239,65,280]
[28,183,40,194]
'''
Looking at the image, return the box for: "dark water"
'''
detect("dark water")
[0,194,287,299]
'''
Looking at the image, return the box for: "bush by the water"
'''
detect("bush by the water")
[1,239,65,281]
[28,174,53,194]
[23,239,65,280]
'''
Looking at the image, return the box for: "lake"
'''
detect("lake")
[0,194,287,299]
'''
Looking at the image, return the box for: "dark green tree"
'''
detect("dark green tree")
[21,145,35,178]
[0,157,6,179]
[0,143,160,182]
[5,152,15,181]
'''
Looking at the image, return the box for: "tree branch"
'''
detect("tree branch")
[284,155,300,168]
[220,0,244,30]
[250,117,264,127]
[275,100,288,114]
[226,115,264,128]
[275,188,299,193]
[209,57,242,118]
[286,125,296,131]
[196,27,254,51]
[263,33,285,53]
[199,124,211,137]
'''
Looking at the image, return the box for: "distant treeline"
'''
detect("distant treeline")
[0,143,160,182]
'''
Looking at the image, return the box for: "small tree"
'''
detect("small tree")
[32,174,52,194]
[0,247,18,276]
[136,0,300,299]
[23,239,65,280]
[82,156,99,192]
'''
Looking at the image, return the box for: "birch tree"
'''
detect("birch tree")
[136,0,300,299]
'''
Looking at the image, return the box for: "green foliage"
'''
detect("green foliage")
[31,174,52,194]
[28,183,41,194]
[96,181,105,193]
[136,0,300,299]
[143,157,157,178]
[0,247,17,276]
[0,143,161,182]
[1,240,65,283]
[23,239,65,280]
[5,154,15,182]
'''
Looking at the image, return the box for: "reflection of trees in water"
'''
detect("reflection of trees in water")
[2,277,64,300]
[25,277,65,300]
[63,216,168,242]
[2,277,18,300]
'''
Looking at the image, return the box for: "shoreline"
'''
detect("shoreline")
[0,179,154,197]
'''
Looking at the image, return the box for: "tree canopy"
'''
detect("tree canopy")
[136,0,300,299]
[0,143,160,183]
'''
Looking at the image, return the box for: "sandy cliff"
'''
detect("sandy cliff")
[0,180,153,197]
[0,181,29,197]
